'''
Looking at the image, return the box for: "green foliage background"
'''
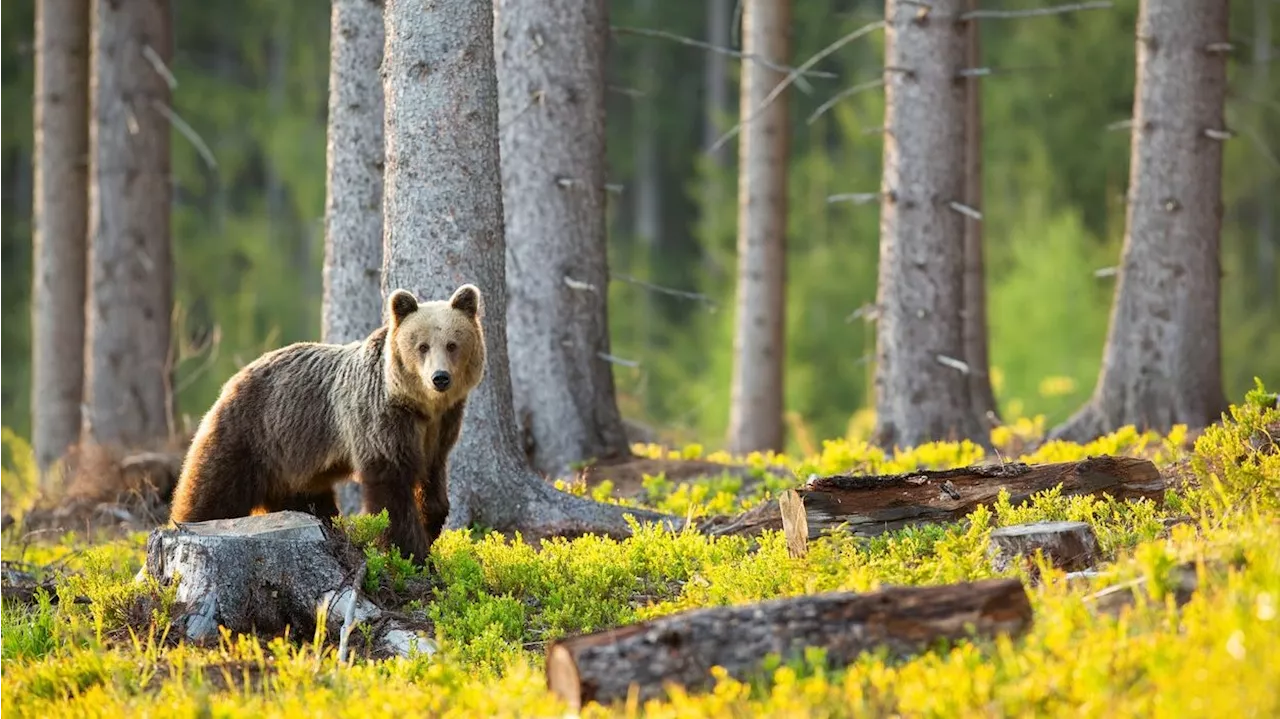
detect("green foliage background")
[1,0,1277,453]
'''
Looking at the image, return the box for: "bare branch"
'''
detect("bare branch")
[151,100,217,170]
[1203,127,1234,140]
[961,1,1112,20]
[957,67,993,77]
[563,277,598,293]
[611,26,835,90]
[609,272,718,309]
[707,20,888,155]
[1106,118,1134,131]
[948,201,983,221]
[936,355,971,374]
[141,45,177,90]
[807,78,886,124]
[1094,266,1118,278]
[1204,42,1235,54]
[827,192,881,205]
[609,85,646,98]
[598,352,640,368]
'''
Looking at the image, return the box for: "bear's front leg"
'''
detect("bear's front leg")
[359,458,433,565]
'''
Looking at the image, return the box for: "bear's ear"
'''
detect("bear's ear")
[386,289,419,326]
[450,284,483,320]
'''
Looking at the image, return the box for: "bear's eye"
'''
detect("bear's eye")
[446,341,458,353]
[417,342,429,354]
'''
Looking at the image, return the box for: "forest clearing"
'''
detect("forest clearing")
[2,0,1278,716]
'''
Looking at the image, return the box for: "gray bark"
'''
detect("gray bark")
[546,578,1033,710]
[497,0,631,478]
[1051,0,1230,442]
[727,0,790,455]
[961,1,998,427]
[873,0,984,449]
[324,0,386,516]
[83,0,174,449]
[141,511,433,659]
[987,520,1101,576]
[32,0,90,473]
[380,0,678,542]
[702,0,733,162]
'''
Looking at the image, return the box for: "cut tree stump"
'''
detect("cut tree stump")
[140,511,434,659]
[700,456,1163,539]
[987,520,1101,575]
[546,577,1032,710]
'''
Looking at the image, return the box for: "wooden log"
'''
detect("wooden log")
[700,456,1164,539]
[140,511,435,659]
[545,577,1032,710]
[987,520,1101,575]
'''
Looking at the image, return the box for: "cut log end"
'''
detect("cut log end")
[988,520,1101,576]
[141,511,434,660]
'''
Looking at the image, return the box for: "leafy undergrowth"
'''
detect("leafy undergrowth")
[3,382,1278,718]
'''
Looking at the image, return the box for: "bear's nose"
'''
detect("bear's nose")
[431,371,452,391]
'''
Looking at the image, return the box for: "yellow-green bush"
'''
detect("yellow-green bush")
[2,386,1278,718]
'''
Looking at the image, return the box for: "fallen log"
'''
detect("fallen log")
[699,456,1163,539]
[140,511,435,660]
[987,520,1101,576]
[546,577,1032,710]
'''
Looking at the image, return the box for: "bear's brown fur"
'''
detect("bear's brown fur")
[169,284,486,564]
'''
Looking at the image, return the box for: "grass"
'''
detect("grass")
[2,381,1278,718]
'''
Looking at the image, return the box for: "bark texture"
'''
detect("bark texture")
[698,456,1163,539]
[323,0,386,517]
[83,0,174,449]
[961,1,998,426]
[874,0,984,450]
[1051,0,1230,442]
[322,0,385,346]
[142,511,433,658]
[497,0,631,478]
[381,0,678,541]
[987,520,1101,575]
[32,0,90,472]
[727,0,790,454]
[546,578,1032,710]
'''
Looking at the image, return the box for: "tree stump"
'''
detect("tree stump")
[987,520,1101,576]
[546,577,1032,710]
[141,511,434,659]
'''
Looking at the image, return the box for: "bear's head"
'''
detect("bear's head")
[384,284,486,411]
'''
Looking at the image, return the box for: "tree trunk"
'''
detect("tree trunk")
[32,0,90,473]
[323,0,386,517]
[1254,0,1275,302]
[873,0,984,450]
[698,455,1164,539]
[727,0,790,455]
[1051,0,1230,442]
[702,0,732,162]
[961,1,998,427]
[83,0,174,449]
[497,0,631,478]
[381,0,679,542]
[546,578,1032,710]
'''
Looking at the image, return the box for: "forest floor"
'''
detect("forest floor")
[2,384,1279,718]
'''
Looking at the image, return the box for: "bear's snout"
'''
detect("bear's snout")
[431,370,452,391]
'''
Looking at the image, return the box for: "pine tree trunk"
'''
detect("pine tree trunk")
[381,0,678,541]
[961,1,998,428]
[727,0,789,455]
[83,0,174,449]
[703,0,732,162]
[32,0,90,472]
[1051,0,1230,442]
[497,0,631,478]
[323,0,386,516]
[873,0,984,449]
[1254,0,1275,302]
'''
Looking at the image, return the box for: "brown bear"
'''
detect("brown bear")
[169,284,486,565]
